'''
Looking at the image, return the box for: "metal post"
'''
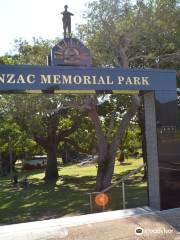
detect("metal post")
[89,193,93,213]
[9,137,13,182]
[122,180,126,209]
[0,152,2,175]
[102,197,105,212]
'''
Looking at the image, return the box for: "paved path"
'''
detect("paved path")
[1,207,180,240]
[61,213,179,240]
[158,208,180,231]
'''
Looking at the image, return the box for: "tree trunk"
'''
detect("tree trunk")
[119,151,125,164]
[88,95,139,191]
[34,116,79,181]
[96,150,116,191]
[45,139,59,181]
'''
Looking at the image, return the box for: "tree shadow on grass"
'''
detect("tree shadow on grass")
[0,175,96,225]
[113,168,145,182]
[0,171,147,224]
[61,175,96,190]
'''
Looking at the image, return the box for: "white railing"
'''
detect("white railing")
[88,163,146,212]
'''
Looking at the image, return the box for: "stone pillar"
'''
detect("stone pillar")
[144,91,160,210]
[154,90,180,210]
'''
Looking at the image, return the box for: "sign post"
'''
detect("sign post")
[0,5,179,211]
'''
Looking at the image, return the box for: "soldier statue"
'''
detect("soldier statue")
[61,5,74,38]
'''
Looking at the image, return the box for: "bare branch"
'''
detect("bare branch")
[87,101,108,162]
[57,116,79,141]
[34,135,48,149]
[42,104,71,116]
[118,45,129,68]
[106,109,117,139]
[42,95,99,117]
[63,138,88,153]
[111,94,141,153]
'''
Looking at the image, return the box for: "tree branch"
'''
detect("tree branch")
[63,138,88,153]
[87,101,108,163]
[106,109,117,139]
[111,94,141,153]
[57,116,79,141]
[34,135,48,149]
[118,45,129,68]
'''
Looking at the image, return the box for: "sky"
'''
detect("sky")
[0,0,90,56]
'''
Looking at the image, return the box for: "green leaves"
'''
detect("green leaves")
[78,0,180,69]
[0,115,37,155]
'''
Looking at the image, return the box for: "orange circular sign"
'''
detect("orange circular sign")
[95,193,109,207]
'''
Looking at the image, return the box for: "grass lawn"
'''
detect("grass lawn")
[0,157,147,225]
